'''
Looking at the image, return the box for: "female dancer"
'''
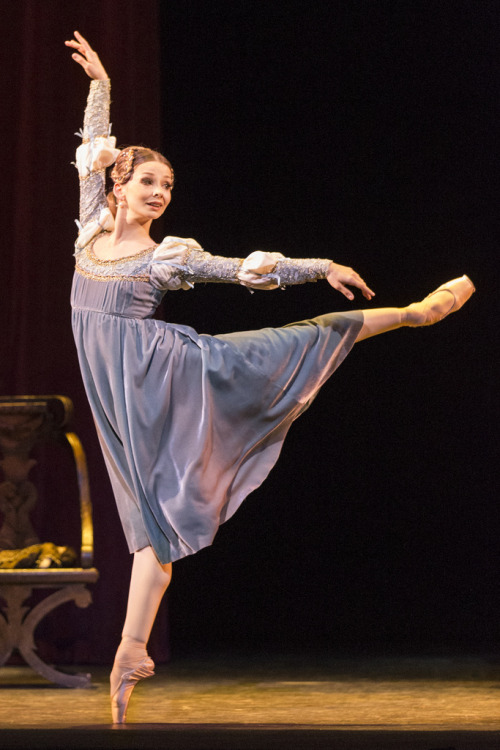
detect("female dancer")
[65,32,474,723]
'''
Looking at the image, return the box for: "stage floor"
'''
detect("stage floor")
[1,654,499,748]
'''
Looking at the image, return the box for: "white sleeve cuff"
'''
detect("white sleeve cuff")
[75,207,115,251]
[237,250,285,290]
[75,135,120,178]
[150,236,203,290]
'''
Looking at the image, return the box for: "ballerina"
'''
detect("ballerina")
[65,31,474,723]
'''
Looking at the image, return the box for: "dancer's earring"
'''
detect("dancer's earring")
[114,186,126,209]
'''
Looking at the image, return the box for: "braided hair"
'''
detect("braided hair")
[111,146,174,186]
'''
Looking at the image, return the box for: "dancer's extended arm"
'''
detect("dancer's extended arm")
[150,238,375,299]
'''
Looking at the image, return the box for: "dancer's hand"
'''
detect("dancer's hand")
[326,262,375,301]
[65,31,108,80]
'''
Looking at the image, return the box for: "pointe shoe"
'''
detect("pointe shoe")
[406,275,475,327]
[110,655,155,724]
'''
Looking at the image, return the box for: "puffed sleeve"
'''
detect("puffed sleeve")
[149,236,332,291]
[74,79,120,250]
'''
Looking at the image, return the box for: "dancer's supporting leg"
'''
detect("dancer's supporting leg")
[110,545,172,723]
[355,276,475,342]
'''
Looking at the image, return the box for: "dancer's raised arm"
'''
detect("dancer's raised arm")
[66,32,117,231]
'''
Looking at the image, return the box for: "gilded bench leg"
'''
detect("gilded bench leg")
[0,601,15,667]
[0,584,93,688]
[0,586,26,668]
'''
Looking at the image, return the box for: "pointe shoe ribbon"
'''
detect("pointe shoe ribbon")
[407,275,475,326]
[110,656,155,724]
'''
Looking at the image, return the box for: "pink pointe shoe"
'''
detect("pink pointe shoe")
[406,275,475,327]
[110,655,155,724]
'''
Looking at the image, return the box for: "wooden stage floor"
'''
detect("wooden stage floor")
[1,654,499,749]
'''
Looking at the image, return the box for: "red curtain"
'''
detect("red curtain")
[2,0,168,664]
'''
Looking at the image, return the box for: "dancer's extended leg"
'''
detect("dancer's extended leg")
[355,307,405,341]
[110,545,172,724]
[355,275,475,342]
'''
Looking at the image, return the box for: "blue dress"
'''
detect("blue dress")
[71,81,363,565]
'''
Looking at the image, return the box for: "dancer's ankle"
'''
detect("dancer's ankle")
[113,634,147,668]
[402,303,425,327]
[121,634,145,646]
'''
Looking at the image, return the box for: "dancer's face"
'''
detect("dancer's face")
[116,161,173,221]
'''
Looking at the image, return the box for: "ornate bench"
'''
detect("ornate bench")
[0,396,99,687]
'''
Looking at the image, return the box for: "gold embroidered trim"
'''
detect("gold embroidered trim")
[81,134,110,144]
[87,234,158,264]
[75,266,150,283]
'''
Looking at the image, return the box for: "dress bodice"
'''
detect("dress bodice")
[71,271,163,320]
[72,235,163,318]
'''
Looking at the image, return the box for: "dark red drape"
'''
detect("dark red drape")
[2,0,168,664]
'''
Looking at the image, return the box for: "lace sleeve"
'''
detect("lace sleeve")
[183,248,243,284]
[184,251,330,286]
[77,79,113,227]
[273,257,332,285]
[149,237,332,291]
[185,250,331,287]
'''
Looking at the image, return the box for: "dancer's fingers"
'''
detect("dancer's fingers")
[65,32,93,59]
[326,262,375,300]
[353,276,375,300]
[336,283,355,301]
[341,272,375,300]
[65,39,88,68]
[71,53,88,69]
[73,30,92,52]
[66,31,108,79]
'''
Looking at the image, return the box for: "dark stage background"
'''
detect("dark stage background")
[1,1,498,665]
